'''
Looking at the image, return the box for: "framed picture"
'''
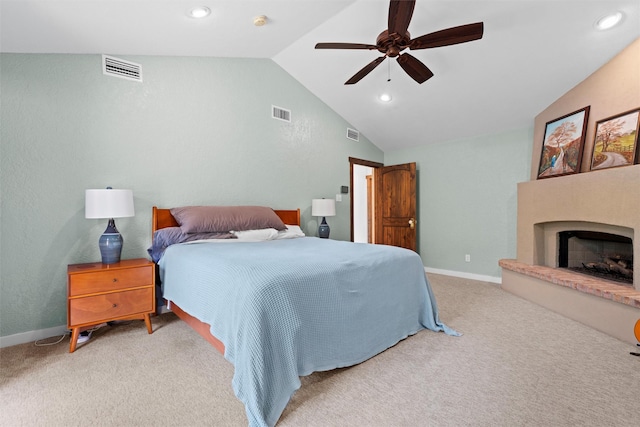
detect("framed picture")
[537,106,590,179]
[590,108,640,171]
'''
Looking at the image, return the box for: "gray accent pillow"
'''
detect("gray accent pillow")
[170,206,287,233]
[147,227,235,262]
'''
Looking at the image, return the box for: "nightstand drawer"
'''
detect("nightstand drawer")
[68,265,153,296]
[69,287,153,326]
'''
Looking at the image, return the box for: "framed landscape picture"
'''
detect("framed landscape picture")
[537,106,590,179]
[590,108,640,171]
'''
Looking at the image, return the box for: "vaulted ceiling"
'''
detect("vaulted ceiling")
[2,1,639,151]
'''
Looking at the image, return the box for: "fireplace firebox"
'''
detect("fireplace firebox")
[558,230,633,285]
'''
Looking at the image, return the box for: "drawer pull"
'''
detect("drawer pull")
[112,278,118,283]
[112,303,118,308]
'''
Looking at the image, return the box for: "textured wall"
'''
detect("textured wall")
[385,128,533,279]
[0,54,383,337]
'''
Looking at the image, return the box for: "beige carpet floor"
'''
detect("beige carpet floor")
[1,273,639,426]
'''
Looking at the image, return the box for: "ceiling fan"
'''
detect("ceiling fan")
[315,0,484,85]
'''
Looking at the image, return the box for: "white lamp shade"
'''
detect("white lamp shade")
[311,199,336,217]
[85,189,135,219]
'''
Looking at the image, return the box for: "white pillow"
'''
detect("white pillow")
[232,228,279,241]
[275,225,306,239]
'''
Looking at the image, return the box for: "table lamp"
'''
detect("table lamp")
[85,187,135,264]
[312,198,336,238]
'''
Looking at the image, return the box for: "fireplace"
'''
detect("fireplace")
[531,220,636,289]
[501,166,640,345]
[512,166,640,291]
[558,230,633,285]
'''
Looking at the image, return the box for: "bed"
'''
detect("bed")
[151,205,458,427]
[151,206,301,354]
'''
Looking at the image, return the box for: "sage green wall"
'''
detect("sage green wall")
[0,54,383,338]
[385,128,533,279]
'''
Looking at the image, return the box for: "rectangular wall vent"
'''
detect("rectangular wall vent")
[102,55,143,82]
[346,128,360,142]
[272,105,291,122]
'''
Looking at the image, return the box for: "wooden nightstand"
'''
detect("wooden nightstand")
[67,258,155,353]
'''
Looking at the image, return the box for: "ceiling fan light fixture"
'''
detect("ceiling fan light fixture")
[314,0,483,85]
[188,6,211,19]
[379,93,392,102]
[595,11,623,30]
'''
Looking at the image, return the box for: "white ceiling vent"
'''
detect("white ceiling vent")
[272,105,291,122]
[346,128,360,142]
[102,55,143,82]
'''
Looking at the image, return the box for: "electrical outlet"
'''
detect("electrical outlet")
[336,194,342,202]
[465,254,471,262]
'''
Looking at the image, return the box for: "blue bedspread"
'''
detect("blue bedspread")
[159,237,458,426]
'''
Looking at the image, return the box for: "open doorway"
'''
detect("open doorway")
[353,164,373,243]
[349,157,382,243]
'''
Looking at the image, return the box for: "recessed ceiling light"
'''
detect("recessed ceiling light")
[379,93,392,102]
[188,6,211,19]
[595,11,623,30]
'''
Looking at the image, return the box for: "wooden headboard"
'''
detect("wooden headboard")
[152,206,301,237]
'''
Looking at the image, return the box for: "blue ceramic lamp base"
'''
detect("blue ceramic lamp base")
[99,218,123,264]
[318,216,330,239]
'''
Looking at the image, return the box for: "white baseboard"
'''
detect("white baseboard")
[0,324,68,349]
[0,312,171,349]
[424,267,502,284]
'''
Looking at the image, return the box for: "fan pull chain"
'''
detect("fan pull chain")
[387,59,391,82]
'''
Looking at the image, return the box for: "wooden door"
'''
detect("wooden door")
[374,162,417,251]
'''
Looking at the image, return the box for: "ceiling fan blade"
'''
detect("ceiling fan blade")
[345,56,387,85]
[315,42,378,50]
[388,0,415,36]
[396,53,434,84]
[409,22,484,50]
